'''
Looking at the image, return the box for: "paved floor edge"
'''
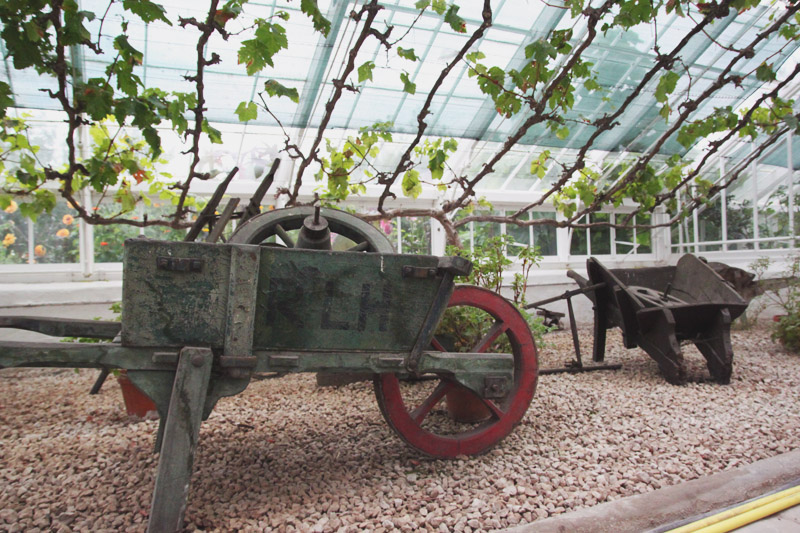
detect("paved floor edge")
[503,448,800,533]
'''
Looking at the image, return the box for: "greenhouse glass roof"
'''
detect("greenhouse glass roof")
[2,0,800,183]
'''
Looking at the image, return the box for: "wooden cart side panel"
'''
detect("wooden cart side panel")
[122,239,232,348]
[121,240,446,353]
[252,250,443,352]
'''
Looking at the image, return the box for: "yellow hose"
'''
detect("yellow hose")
[667,485,800,533]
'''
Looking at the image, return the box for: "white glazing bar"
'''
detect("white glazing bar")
[788,132,795,248]
[752,142,760,250]
[430,217,446,255]
[692,187,700,254]
[611,214,617,258]
[27,219,34,265]
[81,189,94,277]
[720,157,728,252]
[396,217,403,253]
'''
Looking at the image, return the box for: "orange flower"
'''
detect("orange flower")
[100,241,108,246]
[56,228,70,238]
[34,245,46,257]
[2,233,15,247]
[4,200,18,214]
[62,214,74,225]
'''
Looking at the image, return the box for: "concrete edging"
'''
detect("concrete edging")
[505,449,800,533]
[0,281,122,307]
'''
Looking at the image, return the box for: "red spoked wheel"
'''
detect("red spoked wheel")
[374,285,538,458]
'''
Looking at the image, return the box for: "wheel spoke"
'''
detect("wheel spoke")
[430,336,447,351]
[410,380,453,424]
[480,398,506,420]
[347,241,369,252]
[275,224,295,247]
[472,320,508,353]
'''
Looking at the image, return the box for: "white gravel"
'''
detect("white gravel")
[1,325,799,532]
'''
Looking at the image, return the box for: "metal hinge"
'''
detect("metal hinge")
[156,256,203,273]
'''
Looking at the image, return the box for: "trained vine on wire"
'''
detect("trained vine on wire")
[0,0,799,244]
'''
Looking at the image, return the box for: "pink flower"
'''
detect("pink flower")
[379,219,392,234]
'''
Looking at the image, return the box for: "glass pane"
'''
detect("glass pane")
[698,195,722,252]
[758,174,791,249]
[453,209,471,251]
[636,213,652,254]
[33,200,80,264]
[505,210,530,256]
[725,172,754,250]
[0,200,29,264]
[616,213,634,255]
[570,216,588,256]
[400,217,431,255]
[795,170,800,239]
[590,213,611,255]
[532,212,557,256]
[142,201,186,242]
[473,211,501,248]
[94,203,140,263]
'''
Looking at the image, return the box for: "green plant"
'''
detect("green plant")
[1,1,798,244]
[438,235,551,351]
[750,255,800,352]
[61,301,122,347]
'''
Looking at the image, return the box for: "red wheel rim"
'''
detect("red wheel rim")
[374,285,538,458]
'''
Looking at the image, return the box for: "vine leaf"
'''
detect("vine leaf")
[397,47,419,61]
[235,101,258,122]
[444,5,466,33]
[264,79,299,102]
[300,0,331,36]
[402,169,422,198]
[400,72,416,94]
[122,0,171,25]
[655,71,680,103]
[358,61,375,83]
[756,62,776,82]
[238,22,288,75]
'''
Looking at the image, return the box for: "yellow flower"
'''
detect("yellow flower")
[4,200,17,214]
[34,244,46,257]
[56,228,70,238]
[62,214,74,225]
[2,233,15,247]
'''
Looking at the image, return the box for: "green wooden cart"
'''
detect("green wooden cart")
[0,206,539,532]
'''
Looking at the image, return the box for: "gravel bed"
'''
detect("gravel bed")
[1,326,799,532]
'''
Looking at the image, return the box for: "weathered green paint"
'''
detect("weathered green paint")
[253,249,444,352]
[0,341,171,370]
[122,239,446,353]
[223,244,260,360]
[122,240,235,348]
[0,316,120,339]
[147,347,212,533]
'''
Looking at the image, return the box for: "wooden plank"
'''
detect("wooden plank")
[122,240,448,352]
[147,347,213,533]
[223,244,260,361]
[122,240,232,348]
[253,249,443,352]
[205,198,240,243]
[184,167,239,242]
[0,316,120,338]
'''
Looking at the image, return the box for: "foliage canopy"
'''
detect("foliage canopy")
[0,0,799,244]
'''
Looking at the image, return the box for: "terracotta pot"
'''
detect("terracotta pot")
[117,370,158,418]
[445,386,491,424]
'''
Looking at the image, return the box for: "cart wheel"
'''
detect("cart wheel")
[374,285,538,458]
[229,206,394,252]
